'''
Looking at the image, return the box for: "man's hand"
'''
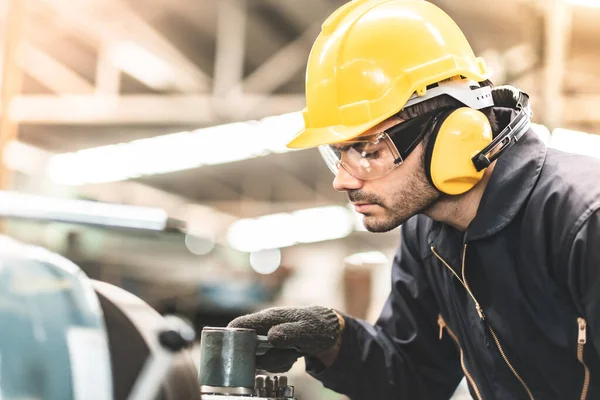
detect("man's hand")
[228,306,345,372]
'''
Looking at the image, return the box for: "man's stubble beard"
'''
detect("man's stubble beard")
[361,168,441,233]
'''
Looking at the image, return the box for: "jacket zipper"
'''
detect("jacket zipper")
[578,317,590,400]
[431,244,535,400]
[438,314,483,400]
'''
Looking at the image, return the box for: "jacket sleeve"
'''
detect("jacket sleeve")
[568,209,600,360]
[306,219,463,399]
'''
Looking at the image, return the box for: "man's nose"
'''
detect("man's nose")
[333,166,363,192]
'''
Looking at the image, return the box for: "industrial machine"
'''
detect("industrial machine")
[0,235,114,400]
[0,192,299,400]
[0,234,201,400]
[0,239,298,400]
[0,192,202,400]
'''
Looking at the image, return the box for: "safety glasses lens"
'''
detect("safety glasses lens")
[318,134,401,180]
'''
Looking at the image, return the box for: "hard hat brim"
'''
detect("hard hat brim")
[286,114,389,149]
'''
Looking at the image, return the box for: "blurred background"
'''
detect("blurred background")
[0,0,598,398]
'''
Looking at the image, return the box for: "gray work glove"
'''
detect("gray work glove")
[227,305,344,373]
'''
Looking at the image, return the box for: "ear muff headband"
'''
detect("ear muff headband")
[472,91,532,171]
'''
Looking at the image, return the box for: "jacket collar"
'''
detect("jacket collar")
[465,107,547,241]
[427,107,547,250]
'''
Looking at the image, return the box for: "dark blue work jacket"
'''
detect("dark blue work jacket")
[308,108,600,399]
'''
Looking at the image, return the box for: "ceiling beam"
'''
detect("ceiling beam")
[7,94,306,125]
[95,42,121,94]
[105,0,212,92]
[237,22,321,95]
[213,0,247,97]
[5,92,600,126]
[31,0,211,93]
[20,43,94,94]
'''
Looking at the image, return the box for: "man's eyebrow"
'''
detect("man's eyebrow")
[333,131,390,152]
[332,143,352,152]
[332,141,368,152]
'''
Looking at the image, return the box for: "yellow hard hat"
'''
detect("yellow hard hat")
[287,0,492,149]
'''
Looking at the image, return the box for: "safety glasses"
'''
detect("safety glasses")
[318,111,438,181]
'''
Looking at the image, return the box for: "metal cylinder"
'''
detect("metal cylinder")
[198,327,257,389]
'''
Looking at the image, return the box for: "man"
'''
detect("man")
[229,1,600,398]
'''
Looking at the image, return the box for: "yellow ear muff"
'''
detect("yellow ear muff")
[426,108,493,195]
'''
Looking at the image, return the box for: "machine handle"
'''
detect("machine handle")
[256,335,274,356]
[255,335,299,356]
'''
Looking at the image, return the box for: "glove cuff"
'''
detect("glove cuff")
[298,306,344,354]
[310,305,343,332]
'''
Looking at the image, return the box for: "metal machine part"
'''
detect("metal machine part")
[199,327,259,389]
[0,236,113,400]
[94,280,202,400]
[198,327,296,399]
[127,315,196,400]
[0,233,200,400]
[201,374,295,399]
